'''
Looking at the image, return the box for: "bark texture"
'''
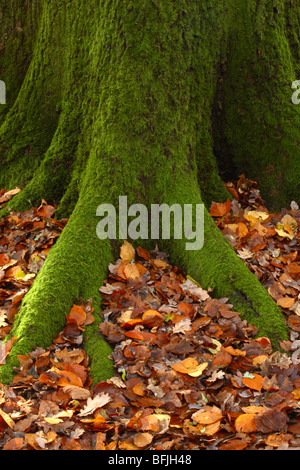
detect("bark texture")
[0,0,298,384]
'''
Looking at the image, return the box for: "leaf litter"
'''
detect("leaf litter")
[0,180,299,450]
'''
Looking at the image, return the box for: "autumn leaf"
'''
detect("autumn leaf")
[219,439,248,451]
[2,437,24,450]
[67,304,86,327]
[209,199,231,217]
[254,409,288,433]
[191,406,223,425]
[180,278,210,301]
[171,358,208,377]
[242,372,263,391]
[36,201,55,219]
[124,262,141,279]
[142,309,165,328]
[244,210,269,223]
[120,240,135,263]
[133,432,153,448]
[78,393,112,416]
[63,385,91,400]
[277,297,295,309]
[235,413,257,433]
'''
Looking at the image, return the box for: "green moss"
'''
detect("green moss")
[213,0,300,210]
[0,0,296,384]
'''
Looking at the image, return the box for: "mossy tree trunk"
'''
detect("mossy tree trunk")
[0,0,298,384]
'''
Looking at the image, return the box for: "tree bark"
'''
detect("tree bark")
[0,0,297,384]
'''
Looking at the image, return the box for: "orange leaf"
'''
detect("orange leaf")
[0,336,17,365]
[124,263,141,279]
[120,240,135,263]
[277,297,295,309]
[171,358,208,377]
[224,346,246,357]
[209,199,231,217]
[142,309,165,328]
[134,433,153,448]
[136,246,150,260]
[242,372,263,391]
[191,406,223,425]
[0,253,10,266]
[125,330,144,340]
[67,305,86,327]
[172,358,198,374]
[265,434,291,448]
[37,202,55,219]
[235,413,257,433]
[56,370,84,387]
[150,259,170,269]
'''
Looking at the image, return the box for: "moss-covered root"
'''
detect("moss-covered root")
[167,207,288,348]
[0,205,115,385]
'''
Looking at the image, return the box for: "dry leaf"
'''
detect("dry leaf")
[63,385,91,400]
[120,240,135,263]
[133,432,153,448]
[78,393,112,416]
[235,413,257,433]
[242,372,263,391]
[191,406,223,425]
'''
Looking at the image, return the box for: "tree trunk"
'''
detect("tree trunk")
[0,0,297,384]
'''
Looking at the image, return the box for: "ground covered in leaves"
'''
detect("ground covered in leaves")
[0,178,299,450]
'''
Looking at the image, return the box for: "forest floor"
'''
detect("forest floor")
[0,176,299,451]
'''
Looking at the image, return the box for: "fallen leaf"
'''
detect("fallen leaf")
[133,432,153,448]
[235,413,257,433]
[78,393,112,416]
[277,297,295,309]
[120,240,135,263]
[242,372,263,391]
[191,406,223,425]
[210,199,231,217]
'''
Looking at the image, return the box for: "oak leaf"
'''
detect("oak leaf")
[78,393,112,416]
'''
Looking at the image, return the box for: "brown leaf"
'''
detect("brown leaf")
[254,410,288,433]
[142,309,165,328]
[209,199,231,217]
[133,432,153,448]
[219,439,248,451]
[37,202,55,219]
[2,437,24,450]
[67,304,86,327]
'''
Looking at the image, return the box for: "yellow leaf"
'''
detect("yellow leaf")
[14,269,26,279]
[188,362,208,377]
[44,417,63,424]
[244,210,269,221]
[120,240,135,263]
[275,226,294,240]
[0,408,15,428]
